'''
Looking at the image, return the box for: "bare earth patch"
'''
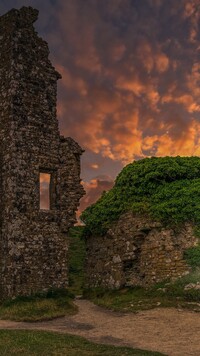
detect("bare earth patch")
[0,299,200,356]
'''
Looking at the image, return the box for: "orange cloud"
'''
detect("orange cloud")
[50,0,200,209]
[187,63,200,98]
[162,93,200,113]
[155,53,169,73]
[117,76,145,96]
[4,0,200,214]
[184,0,200,43]
[136,41,169,74]
[91,164,99,169]
[142,120,200,157]
[79,176,114,213]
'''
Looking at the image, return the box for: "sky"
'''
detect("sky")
[1,0,200,211]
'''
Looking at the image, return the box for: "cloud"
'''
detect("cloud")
[3,0,200,211]
[78,175,114,214]
[155,53,170,73]
[90,164,99,169]
[183,0,200,43]
[142,119,200,157]
[52,0,200,169]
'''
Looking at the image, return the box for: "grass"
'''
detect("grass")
[68,226,86,295]
[83,270,200,313]
[0,330,165,356]
[0,289,77,322]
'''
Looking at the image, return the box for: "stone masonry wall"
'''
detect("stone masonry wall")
[85,212,198,289]
[0,7,84,299]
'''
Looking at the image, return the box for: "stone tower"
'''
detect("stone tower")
[0,7,84,299]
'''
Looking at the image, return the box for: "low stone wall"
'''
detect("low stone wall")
[85,212,198,289]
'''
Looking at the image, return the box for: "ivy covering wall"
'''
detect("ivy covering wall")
[81,156,200,236]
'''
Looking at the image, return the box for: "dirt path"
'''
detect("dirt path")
[0,299,200,356]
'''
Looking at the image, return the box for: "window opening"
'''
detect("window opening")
[40,173,51,210]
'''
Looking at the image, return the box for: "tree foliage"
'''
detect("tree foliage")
[81,156,200,236]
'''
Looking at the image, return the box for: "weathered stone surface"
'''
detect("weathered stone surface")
[85,212,198,289]
[0,7,84,299]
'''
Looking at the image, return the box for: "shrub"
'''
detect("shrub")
[81,156,200,236]
[184,246,200,268]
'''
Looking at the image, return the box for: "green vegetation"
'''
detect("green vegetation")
[0,289,77,322]
[68,226,86,294]
[81,156,200,236]
[83,270,200,313]
[0,330,165,356]
[184,246,200,268]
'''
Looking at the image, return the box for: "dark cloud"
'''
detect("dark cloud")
[2,0,200,211]
[54,0,200,165]
[81,149,123,182]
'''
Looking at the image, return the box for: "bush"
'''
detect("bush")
[184,246,200,268]
[81,156,200,236]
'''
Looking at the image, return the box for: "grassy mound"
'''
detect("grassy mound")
[81,156,200,236]
[0,289,77,322]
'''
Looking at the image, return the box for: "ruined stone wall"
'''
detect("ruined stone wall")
[85,212,198,289]
[0,7,84,299]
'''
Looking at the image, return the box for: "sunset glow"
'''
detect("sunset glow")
[2,0,200,211]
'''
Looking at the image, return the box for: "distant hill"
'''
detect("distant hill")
[81,156,200,236]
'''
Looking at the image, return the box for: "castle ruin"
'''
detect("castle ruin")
[85,212,198,289]
[0,7,84,299]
